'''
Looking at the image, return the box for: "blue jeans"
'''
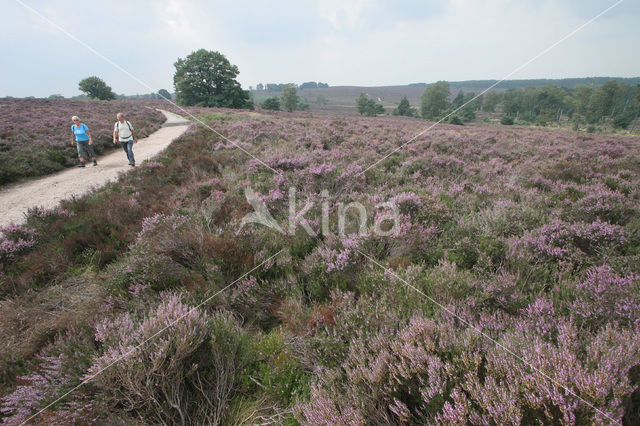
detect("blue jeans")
[120,140,135,164]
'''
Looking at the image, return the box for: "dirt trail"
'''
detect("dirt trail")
[0,109,190,227]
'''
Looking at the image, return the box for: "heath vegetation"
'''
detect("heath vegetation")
[1,105,639,424]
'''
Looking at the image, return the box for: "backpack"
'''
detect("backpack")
[116,121,133,138]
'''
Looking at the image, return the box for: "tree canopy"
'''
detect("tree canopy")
[261,97,281,111]
[482,91,501,112]
[157,89,171,100]
[357,93,384,116]
[393,96,415,117]
[300,81,330,89]
[421,81,450,119]
[78,76,116,100]
[173,49,250,108]
[281,84,299,112]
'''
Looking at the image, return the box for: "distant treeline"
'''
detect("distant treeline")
[409,77,640,90]
[496,80,640,128]
[363,79,640,130]
[254,82,329,92]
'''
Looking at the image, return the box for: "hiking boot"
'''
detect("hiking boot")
[129,163,135,167]
[78,162,86,168]
[93,160,98,166]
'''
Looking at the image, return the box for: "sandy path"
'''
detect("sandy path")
[0,109,190,227]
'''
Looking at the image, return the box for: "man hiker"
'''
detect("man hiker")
[113,112,138,166]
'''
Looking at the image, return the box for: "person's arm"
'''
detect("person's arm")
[70,130,75,146]
[132,127,138,143]
[86,129,93,145]
[113,123,118,144]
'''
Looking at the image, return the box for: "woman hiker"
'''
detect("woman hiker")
[70,116,97,167]
[113,112,138,166]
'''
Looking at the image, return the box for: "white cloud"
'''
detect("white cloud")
[317,0,373,30]
[1,0,638,96]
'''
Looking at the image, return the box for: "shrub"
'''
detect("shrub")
[297,314,640,424]
[571,265,640,329]
[241,329,310,407]
[564,184,635,225]
[0,224,37,273]
[511,219,627,265]
[261,97,281,111]
[88,294,248,424]
[106,252,188,295]
[613,112,634,129]
[501,115,514,125]
[0,329,95,425]
[448,115,464,125]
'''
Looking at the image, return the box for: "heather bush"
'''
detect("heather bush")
[133,213,208,267]
[511,218,628,266]
[0,328,95,425]
[0,224,37,278]
[298,312,640,424]
[88,294,249,425]
[562,183,636,225]
[570,265,640,330]
[439,224,507,271]
[106,252,188,295]
[226,273,299,325]
[296,234,371,302]
[468,198,547,237]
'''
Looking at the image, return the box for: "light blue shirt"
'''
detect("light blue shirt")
[71,123,90,141]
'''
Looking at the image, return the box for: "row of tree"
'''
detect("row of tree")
[501,81,640,128]
[77,50,253,109]
[358,80,640,129]
[260,84,310,112]
[255,82,329,91]
[78,77,173,102]
[75,49,640,129]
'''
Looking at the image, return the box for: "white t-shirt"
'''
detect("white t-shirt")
[114,120,134,141]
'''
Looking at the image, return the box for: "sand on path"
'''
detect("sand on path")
[0,109,190,227]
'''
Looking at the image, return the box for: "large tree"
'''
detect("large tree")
[393,96,415,117]
[281,84,299,112]
[157,89,171,100]
[173,49,250,108]
[356,93,381,117]
[482,91,501,112]
[78,76,116,100]
[421,81,450,119]
[261,97,281,111]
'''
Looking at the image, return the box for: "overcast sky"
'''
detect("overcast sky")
[1,0,639,97]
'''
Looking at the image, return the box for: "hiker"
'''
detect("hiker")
[113,112,138,166]
[70,116,97,167]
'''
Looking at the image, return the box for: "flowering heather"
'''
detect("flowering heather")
[0,97,165,183]
[0,329,95,425]
[88,294,222,423]
[511,218,628,265]
[0,224,37,260]
[0,223,37,278]
[0,354,69,424]
[1,106,639,424]
[572,265,640,329]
